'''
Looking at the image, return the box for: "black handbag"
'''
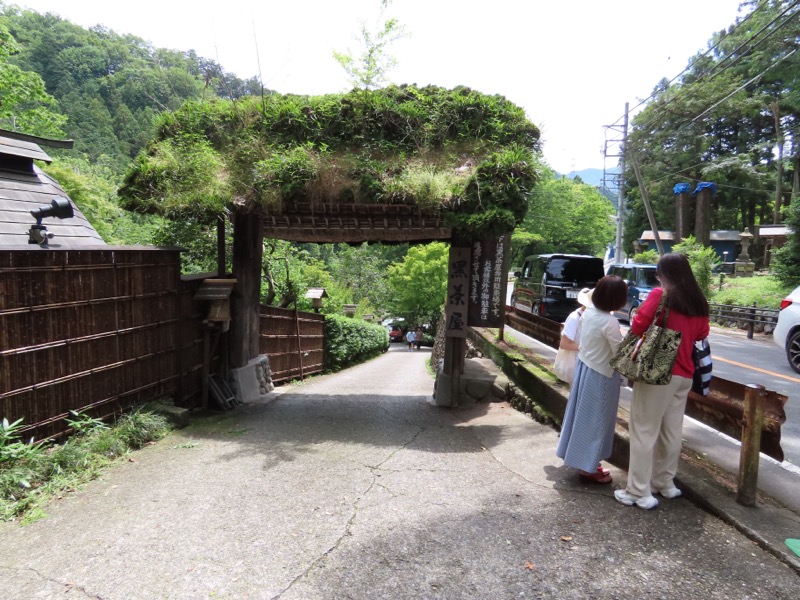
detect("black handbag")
[610,293,682,385]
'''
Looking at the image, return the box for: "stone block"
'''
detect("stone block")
[230,355,274,403]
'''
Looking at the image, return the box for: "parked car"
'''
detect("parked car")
[606,263,660,322]
[511,254,604,322]
[387,323,406,343]
[774,285,800,374]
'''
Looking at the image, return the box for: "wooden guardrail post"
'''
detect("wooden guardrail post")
[736,383,766,507]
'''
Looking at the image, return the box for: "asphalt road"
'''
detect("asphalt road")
[707,330,800,467]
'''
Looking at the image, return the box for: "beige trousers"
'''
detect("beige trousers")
[627,375,692,498]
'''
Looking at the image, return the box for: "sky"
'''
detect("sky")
[14,0,747,174]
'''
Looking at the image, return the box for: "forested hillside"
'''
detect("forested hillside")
[1,2,263,171]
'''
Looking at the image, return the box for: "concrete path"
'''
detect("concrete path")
[1,345,798,599]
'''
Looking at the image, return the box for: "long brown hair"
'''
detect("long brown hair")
[656,253,709,317]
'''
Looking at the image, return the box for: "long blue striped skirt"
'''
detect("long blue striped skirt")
[555,358,621,473]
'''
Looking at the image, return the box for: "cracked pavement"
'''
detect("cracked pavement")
[1,345,798,599]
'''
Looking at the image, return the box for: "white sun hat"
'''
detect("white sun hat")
[577,287,593,308]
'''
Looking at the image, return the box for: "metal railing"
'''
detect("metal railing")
[708,302,780,339]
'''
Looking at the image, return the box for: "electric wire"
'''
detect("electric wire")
[630,5,799,137]
[613,0,798,138]
[605,0,770,129]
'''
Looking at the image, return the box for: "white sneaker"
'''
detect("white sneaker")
[655,487,682,499]
[614,489,659,510]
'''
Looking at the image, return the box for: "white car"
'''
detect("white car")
[774,285,800,374]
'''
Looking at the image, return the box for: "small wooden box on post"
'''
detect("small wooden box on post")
[193,278,237,409]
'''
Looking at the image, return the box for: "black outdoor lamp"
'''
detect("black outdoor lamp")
[28,197,74,245]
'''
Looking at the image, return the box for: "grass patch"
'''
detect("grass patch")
[709,274,794,308]
[0,406,173,523]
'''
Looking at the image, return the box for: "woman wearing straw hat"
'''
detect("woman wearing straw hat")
[556,275,628,484]
[553,287,593,386]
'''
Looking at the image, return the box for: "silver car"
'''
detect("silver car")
[774,285,800,373]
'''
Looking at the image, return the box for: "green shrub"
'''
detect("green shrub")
[0,406,174,521]
[632,250,659,264]
[324,314,390,372]
[672,236,719,296]
[114,409,172,449]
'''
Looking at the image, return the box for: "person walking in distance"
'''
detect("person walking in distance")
[405,328,416,351]
[615,253,710,510]
[556,276,628,484]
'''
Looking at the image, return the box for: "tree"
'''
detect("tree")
[332,0,408,90]
[387,242,449,327]
[772,194,800,285]
[621,0,800,258]
[0,21,65,136]
[515,170,615,257]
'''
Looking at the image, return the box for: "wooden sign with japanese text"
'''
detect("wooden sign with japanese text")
[445,246,471,337]
[468,234,511,328]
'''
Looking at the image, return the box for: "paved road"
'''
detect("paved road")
[1,345,798,599]
[707,330,800,466]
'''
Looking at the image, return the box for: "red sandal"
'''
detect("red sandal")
[579,469,613,484]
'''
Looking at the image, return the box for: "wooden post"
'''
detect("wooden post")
[675,189,691,244]
[736,384,766,507]
[217,214,226,277]
[202,325,211,410]
[632,159,664,255]
[294,308,305,380]
[695,187,712,247]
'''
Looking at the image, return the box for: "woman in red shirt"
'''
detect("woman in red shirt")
[615,253,710,510]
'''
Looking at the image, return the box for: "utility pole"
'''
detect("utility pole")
[603,103,629,263]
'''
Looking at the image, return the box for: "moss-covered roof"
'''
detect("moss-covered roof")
[119,84,541,239]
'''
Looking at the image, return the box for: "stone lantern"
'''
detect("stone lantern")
[735,227,755,277]
[737,227,754,261]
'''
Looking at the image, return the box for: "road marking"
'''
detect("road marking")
[714,356,800,384]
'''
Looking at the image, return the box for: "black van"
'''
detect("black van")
[511,254,604,322]
[606,263,660,321]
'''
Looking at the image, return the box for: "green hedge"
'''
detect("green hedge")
[324,315,390,372]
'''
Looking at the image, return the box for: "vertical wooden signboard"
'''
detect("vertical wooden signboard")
[445,246,471,337]
[468,234,511,328]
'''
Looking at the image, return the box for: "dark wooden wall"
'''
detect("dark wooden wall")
[0,248,210,441]
[259,305,324,383]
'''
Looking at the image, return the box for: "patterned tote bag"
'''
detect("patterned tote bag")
[610,293,682,385]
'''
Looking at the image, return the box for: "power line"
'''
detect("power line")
[606,0,770,129]
[623,0,797,136]
[704,0,800,82]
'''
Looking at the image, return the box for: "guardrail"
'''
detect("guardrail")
[708,302,780,339]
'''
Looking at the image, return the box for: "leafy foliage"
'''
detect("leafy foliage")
[0,20,65,136]
[631,250,659,265]
[621,0,800,261]
[0,406,172,521]
[323,314,389,372]
[672,236,720,296]
[772,195,800,285]
[512,170,615,259]
[332,0,408,90]
[386,242,449,327]
[120,85,542,239]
